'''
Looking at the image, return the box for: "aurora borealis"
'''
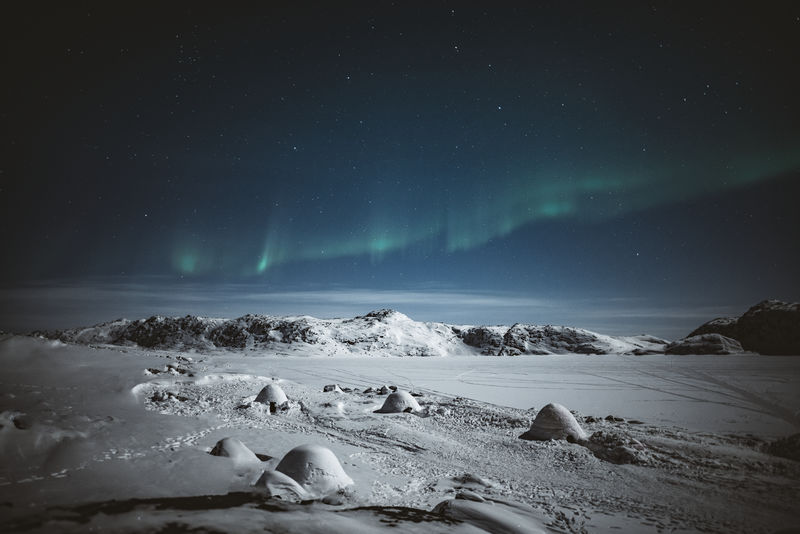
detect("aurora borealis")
[1,3,799,336]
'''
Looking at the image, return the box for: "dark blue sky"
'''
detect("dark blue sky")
[1,3,799,337]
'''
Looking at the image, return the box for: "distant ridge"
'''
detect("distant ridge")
[37,309,667,356]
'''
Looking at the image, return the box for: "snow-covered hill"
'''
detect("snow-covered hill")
[689,299,800,355]
[40,309,667,356]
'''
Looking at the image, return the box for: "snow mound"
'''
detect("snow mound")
[254,383,288,405]
[688,299,800,355]
[433,498,548,533]
[665,334,745,355]
[209,437,260,464]
[373,390,422,413]
[275,444,354,496]
[254,468,310,500]
[519,403,587,442]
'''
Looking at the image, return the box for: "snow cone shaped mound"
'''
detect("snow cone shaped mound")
[255,383,288,405]
[374,390,422,413]
[209,437,260,463]
[275,444,354,496]
[519,403,587,442]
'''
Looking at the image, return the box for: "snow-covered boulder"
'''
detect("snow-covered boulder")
[519,403,587,442]
[275,444,353,496]
[255,383,288,405]
[209,437,260,464]
[374,390,422,413]
[665,334,744,355]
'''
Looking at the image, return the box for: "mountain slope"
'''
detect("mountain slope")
[689,300,800,355]
[40,309,667,356]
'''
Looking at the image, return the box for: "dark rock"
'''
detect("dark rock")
[323,384,341,393]
[12,416,30,430]
[689,316,739,339]
[460,326,505,349]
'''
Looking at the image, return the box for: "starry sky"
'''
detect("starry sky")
[1,3,799,338]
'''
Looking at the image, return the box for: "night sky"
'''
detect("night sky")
[1,3,799,338]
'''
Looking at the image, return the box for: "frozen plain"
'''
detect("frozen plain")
[1,336,798,533]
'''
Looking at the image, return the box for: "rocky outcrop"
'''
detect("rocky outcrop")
[457,326,505,354]
[458,324,665,356]
[689,300,800,355]
[665,334,745,355]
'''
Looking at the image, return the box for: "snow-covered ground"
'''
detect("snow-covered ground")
[1,335,798,533]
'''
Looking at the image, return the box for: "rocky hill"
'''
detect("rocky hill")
[39,309,667,356]
[689,300,800,355]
